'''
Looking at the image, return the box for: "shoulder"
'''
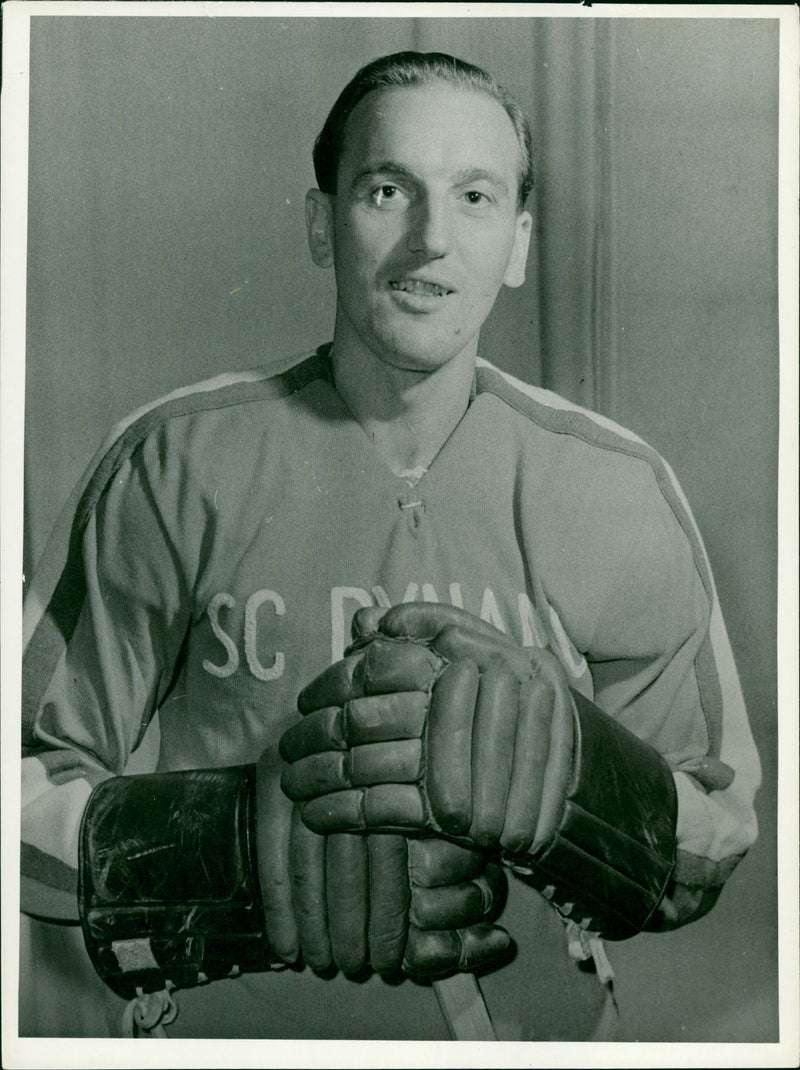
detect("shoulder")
[477,357,689,511]
[77,349,331,522]
[475,358,713,594]
[99,349,328,462]
[477,358,656,465]
[23,349,333,642]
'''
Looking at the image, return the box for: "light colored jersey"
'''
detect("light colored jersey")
[21,346,760,1039]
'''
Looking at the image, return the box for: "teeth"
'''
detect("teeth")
[391,280,449,297]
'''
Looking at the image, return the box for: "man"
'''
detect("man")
[21,51,760,1042]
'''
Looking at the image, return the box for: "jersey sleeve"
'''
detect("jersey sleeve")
[581,455,761,930]
[22,422,198,921]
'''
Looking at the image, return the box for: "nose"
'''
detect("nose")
[407,194,450,259]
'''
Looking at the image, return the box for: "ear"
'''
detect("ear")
[502,210,533,289]
[305,189,335,269]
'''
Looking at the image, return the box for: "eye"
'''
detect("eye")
[463,190,490,206]
[372,184,405,208]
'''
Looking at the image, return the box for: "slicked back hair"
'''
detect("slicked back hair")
[313,51,534,209]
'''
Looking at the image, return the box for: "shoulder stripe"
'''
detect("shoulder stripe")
[94,349,324,460]
[476,359,714,596]
[23,351,323,649]
[476,358,732,758]
[22,350,328,742]
[71,351,327,538]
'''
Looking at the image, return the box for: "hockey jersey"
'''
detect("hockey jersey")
[21,346,761,1039]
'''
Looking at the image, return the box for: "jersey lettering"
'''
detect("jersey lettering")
[331,586,373,664]
[479,587,507,633]
[448,583,464,608]
[202,592,239,678]
[203,582,559,680]
[244,590,286,681]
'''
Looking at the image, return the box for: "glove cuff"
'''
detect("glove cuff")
[78,765,280,999]
[503,691,678,940]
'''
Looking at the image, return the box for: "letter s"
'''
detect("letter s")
[203,592,239,678]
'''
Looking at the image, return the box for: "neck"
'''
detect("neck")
[330,342,477,477]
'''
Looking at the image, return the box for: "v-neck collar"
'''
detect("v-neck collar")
[312,342,483,491]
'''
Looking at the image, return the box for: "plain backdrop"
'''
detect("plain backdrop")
[20,11,779,1043]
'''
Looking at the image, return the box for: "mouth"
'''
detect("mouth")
[389,279,454,298]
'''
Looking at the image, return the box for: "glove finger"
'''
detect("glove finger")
[500,674,553,853]
[344,692,428,744]
[480,861,509,921]
[281,751,350,801]
[468,663,518,848]
[411,882,485,930]
[426,660,479,835]
[289,806,332,972]
[411,861,507,930]
[403,928,461,979]
[283,741,423,801]
[326,833,369,975]
[433,624,532,679]
[455,922,514,972]
[351,605,388,638]
[299,642,442,715]
[361,638,443,694]
[530,675,575,849]
[352,740,423,785]
[403,922,512,980]
[302,790,365,832]
[254,747,299,963]
[528,644,575,681]
[365,784,427,830]
[280,706,345,762]
[367,835,410,975]
[407,837,485,886]
[302,785,427,833]
[298,650,368,713]
[280,693,429,764]
[379,602,506,644]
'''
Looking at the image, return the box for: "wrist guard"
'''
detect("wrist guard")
[78,765,277,999]
[502,690,678,940]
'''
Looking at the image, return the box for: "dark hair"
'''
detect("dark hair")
[313,51,534,208]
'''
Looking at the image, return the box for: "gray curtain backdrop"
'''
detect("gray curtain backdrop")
[21,14,778,1041]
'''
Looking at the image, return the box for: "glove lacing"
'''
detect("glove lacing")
[121,985,178,1038]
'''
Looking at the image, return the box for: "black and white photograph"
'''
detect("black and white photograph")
[1,3,797,1066]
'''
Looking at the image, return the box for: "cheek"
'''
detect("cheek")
[338,237,382,287]
[468,226,519,280]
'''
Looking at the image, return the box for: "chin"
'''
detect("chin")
[369,326,477,375]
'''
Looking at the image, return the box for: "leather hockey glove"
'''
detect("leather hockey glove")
[79,742,511,1000]
[280,603,679,942]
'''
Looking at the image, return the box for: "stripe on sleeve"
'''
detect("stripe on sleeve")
[23,775,93,871]
[22,350,327,744]
[21,843,79,895]
[475,358,724,754]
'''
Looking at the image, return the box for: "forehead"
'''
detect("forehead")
[337,83,522,188]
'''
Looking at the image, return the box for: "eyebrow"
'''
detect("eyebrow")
[451,168,510,196]
[349,162,417,190]
[349,161,510,197]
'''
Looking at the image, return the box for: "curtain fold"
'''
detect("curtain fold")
[529,18,616,412]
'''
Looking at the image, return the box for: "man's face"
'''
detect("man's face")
[307,83,532,375]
